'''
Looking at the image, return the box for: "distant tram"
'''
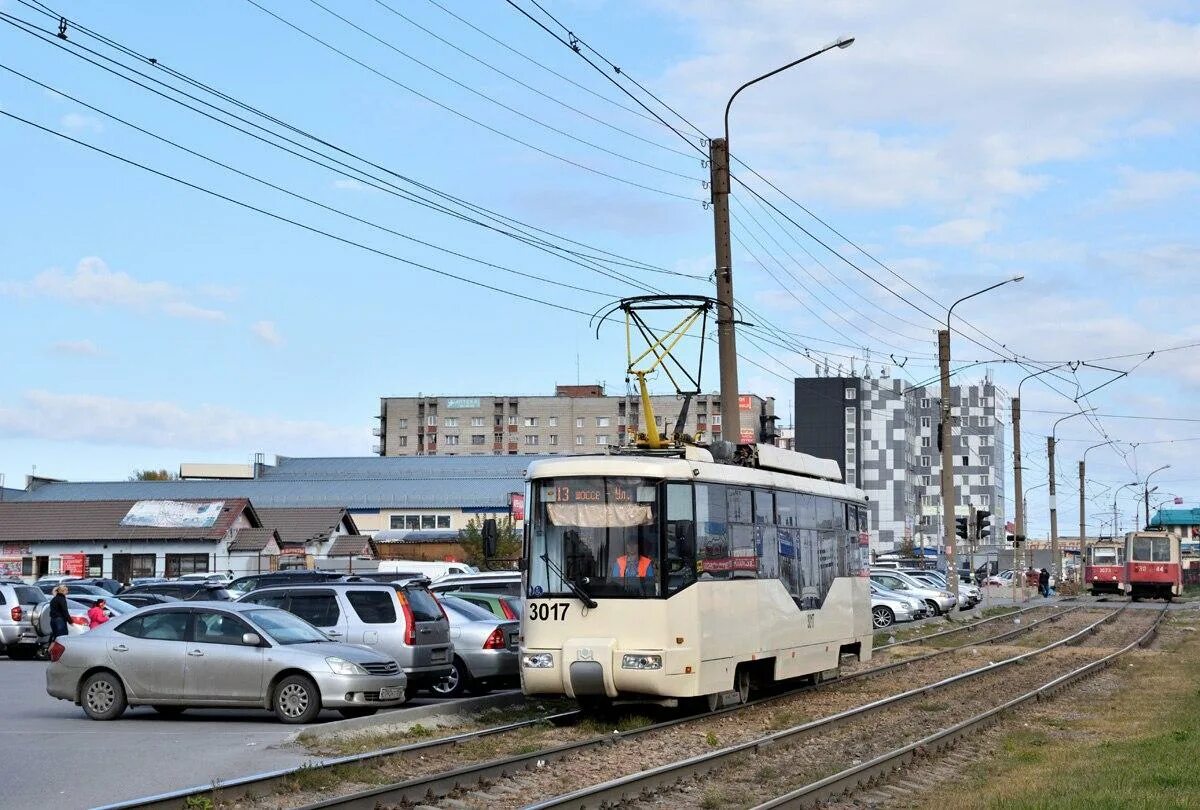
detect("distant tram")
[518,443,873,711]
[1084,540,1125,596]
[1123,530,1182,601]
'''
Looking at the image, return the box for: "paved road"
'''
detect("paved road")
[0,657,465,810]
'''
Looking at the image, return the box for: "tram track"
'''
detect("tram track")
[272,608,1120,810]
[873,601,1068,652]
[104,604,1104,810]
[750,605,1168,809]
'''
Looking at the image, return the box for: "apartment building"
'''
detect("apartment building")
[792,372,1006,554]
[375,384,775,456]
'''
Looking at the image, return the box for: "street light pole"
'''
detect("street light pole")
[715,37,853,438]
[1113,482,1140,536]
[1143,465,1171,530]
[1079,440,1115,583]
[939,276,1024,599]
[1048,409,1091,583]
[1013,364,1064,599]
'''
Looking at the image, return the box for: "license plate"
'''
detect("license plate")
[378,686,403,700]
[430,649,448,663]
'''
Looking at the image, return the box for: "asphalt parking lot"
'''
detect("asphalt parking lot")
[0,655,489,810]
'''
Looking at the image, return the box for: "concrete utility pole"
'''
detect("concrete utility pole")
[709,137,738,437]
[716,37,853,440]
[1079,440,1115,583]
[938,329,958,599]
[1012,363,1063,600]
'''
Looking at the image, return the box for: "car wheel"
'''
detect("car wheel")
[81,671,127,721]
[925,600,941,616]
[430,657,468,698]
[5,644,36,660]
[338,708,378,719]
[152,706,186,717]
[273,675,322,724]
[872,605,895,628]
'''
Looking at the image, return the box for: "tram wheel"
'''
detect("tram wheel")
[735,668,751,705]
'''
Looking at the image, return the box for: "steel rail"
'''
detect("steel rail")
[875,602,1066,651]
[754,605,1168,809]
[304,608,1124,810]
[105,602,1098,810]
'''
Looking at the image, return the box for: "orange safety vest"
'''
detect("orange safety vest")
[615,555,652,577]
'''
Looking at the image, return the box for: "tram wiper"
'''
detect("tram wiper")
[540,553,598,609]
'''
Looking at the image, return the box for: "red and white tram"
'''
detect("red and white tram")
[1123,530,1182,601]
[1084,540,1125,596]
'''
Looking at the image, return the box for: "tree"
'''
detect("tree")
[897,536,916,559]
[129,469,177,481]
[458,516,521,567]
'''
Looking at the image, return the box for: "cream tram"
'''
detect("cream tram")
[519,442,873,711]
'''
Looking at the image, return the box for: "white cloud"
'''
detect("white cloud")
[60,112,103,134]
[0,390,364,453]
[899,218,994,246]
[1103,167,1200,208]
[50,339,101,357]
[1,257,227,322]
[657,1,1200,211]
[251,320,284,346]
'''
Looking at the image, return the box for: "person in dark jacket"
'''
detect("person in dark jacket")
[1038,568,1051,598]
[48,585,72,643]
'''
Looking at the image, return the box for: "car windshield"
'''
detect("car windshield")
[1090,547,1121,565]
[528,476,661,599]
[244,608,329,644]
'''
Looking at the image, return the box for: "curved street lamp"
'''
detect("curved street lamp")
[1113,481,1140,536]
[1047,408,1094,578]
[712,36,854,435]
[1077,440,1115,581]
[1142,464,1171,529]
[938,275,1025,598]
[1011,362,1066,576]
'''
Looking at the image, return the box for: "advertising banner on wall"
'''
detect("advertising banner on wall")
[510,492,526,521]
[61,553,87,577]
[120,500,225,528]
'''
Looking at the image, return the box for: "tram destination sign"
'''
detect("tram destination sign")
[541,481,654,503]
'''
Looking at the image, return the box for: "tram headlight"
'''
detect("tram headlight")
[522,652,554,669]
[621,654,663,670]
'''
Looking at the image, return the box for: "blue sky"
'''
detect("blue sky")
[1,0,1198,539]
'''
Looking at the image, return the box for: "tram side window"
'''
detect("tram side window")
[775,490,797,528]
[728,487,756,579]
[755,490,778,580]
[695,483,731,581]
[665,483,696,596]
[778,526,799,596]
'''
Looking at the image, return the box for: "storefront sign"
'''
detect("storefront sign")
[2,543,31,557]
[61,553,87,577]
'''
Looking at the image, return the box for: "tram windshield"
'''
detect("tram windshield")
[1089,546,1122,565]
[528,477,661,599]
[1131,536,1173,562]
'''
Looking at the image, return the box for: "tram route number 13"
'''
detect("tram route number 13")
[529,602,571,621]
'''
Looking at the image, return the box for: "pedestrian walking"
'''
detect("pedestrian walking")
[1038,567,1051,598]
[48,585,71,644]
[87,599,110,630]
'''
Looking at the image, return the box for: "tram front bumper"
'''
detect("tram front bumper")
[521,639,695,699]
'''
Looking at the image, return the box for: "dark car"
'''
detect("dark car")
[227,570,348,596]
[119,583,233,601]
[37,583,112,598]
[73,578,123,595]
[114,592,181,608]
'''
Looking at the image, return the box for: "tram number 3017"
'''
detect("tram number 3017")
[528,602,571,621]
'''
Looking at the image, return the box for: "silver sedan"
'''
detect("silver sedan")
[45,601,407,723]
[430,596,519,698]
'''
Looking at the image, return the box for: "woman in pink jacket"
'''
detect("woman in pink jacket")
[87,599,110,630]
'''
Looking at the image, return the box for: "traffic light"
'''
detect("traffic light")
[1014,534,1026,546]
[955,515,969,540]
[1005,533,1015,545]
[975,510,992,541]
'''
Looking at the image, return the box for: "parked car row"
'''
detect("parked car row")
[39,571,526,723]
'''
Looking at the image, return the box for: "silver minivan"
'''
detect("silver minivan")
[238,582,452,694]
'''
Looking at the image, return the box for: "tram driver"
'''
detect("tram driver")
[612,532,655,591]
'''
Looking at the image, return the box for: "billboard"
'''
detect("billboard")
[120,500,225,529]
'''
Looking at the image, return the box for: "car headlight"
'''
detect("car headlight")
[621,654,662,670]
[326,657,368,676]
[939,591,953,598]
[522,652,554,669]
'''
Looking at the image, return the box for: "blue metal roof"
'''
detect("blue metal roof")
[1149,507,1200,527]
[11,455,547,509]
